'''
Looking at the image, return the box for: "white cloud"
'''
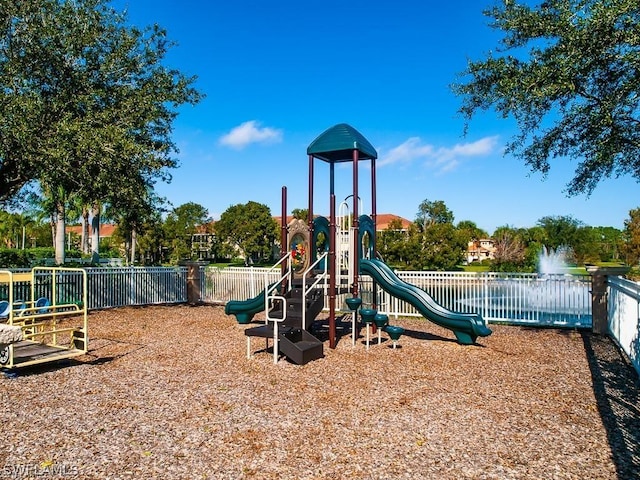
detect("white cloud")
[378,137,434,167]
[378,135,500,173]
[218,120,283,149]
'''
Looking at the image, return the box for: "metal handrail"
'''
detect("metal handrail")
[265,252,292,323]
[302,252,329,330]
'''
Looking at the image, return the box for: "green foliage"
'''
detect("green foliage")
[109,192,168,265]
[491,226,533,272]
[164,203,211,235]
[387,199,466,270]
[29,247,57,259]
[215,201,278,264]
[0,211,35,248]
[456,220,488,244]
[132,217,166,265]
[488,217,624,270]
[420,223,466,271]
[291,208,309,222]
[0,249,34,268]
[622,207,640,265]
[162,202,211,265]
[0,247,85,267]
[415,199,454,230]
[592,226,623,262]
[0,0,202,257]
[454,0,640,195]
[401,222,466,271]
[536,215,584,250]
[377,218,408,265]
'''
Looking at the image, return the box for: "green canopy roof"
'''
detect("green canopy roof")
[307,123,377,163]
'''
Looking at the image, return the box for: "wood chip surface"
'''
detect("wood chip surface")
[1,305,638,480]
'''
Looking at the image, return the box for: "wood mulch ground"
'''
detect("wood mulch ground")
[1,305,639,480]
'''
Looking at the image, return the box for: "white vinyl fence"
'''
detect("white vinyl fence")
[7,265,638,374]
[607,276,640,376]
[201,267,592,328]
[85,267,187,309]
[203,267,280,305]
[2,266,593,329]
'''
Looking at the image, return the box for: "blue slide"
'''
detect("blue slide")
[360,259,492,345]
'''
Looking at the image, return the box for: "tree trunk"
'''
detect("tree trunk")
[91,202,100,264]
[50,213,56,247]
[82,206,90,254]
[54,201,66,265]
[130,228,137,265]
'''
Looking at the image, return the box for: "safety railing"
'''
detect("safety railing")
[302,252,328,330]
[265,253,292,324]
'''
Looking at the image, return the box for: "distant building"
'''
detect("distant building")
[191,225,216,261]
[65,224,117,239]
[375,214,412,232]
[466,238,496,264]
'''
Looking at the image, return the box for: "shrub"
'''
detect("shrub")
[0,248,85,268]
[0,249,34,268]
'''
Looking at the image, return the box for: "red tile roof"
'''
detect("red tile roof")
[68,215,412,238]
[375,214,412,231]
[65,224,117,237]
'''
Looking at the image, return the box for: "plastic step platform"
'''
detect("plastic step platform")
[278,328,324,365]
[244,324,292,338]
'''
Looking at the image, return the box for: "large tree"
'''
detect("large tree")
[492,225,529,272]
[415,199,455,229]
[401,199,466,270]
[536,215,584,250]
[108,187,167,265]
[454,0,640,195]
[0,0,202,261]
[215,202,278,264]
[622,207,640,265]
[163,202,211,265]
[377,218,408,266]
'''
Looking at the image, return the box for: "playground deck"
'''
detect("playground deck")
[7,341,85,368]
[1,305,638,479]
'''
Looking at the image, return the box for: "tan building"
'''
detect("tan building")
[466,238,496,264]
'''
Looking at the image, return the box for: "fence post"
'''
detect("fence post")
[586,266,630,335]
[185,261,207,306]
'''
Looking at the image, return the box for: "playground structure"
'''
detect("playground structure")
[225,123,491,363]
[0,267,88,370]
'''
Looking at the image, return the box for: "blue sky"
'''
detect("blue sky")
[113,0,638,234]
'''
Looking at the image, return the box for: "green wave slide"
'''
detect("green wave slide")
[359,258,492,345]
[225,288,268,324]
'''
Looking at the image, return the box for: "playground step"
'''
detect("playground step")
[243,325,324,365]
[244,324,293,338]
[288,286,324,296]
[278,328,323,365]
[268,284,325,329]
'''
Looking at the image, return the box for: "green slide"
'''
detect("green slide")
[360,259,492,345]
[225,289,268,324]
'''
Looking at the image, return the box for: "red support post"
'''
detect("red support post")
[329,194,337,348]
[308,155,314,233]
[371,157,377,252]
[352,149,360,297]
[281,186,288,285]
